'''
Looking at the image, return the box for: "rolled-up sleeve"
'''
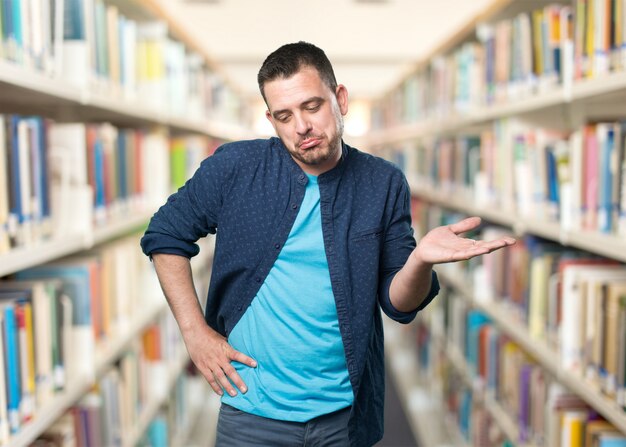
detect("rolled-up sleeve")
[140,147,228,259]
[377,174,440,324]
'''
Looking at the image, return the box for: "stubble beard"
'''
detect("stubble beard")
[292,114,344,167]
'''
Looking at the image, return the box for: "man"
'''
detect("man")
[140,41,515,446]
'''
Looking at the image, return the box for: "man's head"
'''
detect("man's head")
[258,42,348,176]
[257,41,338,103]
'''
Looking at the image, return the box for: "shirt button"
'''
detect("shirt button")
[238,305,243,311]
[255,277,261,283]
[274,243,280,249]
[292,204,298,210]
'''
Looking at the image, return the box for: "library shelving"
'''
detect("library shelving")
[437,264,626,435]
[370,0,626,445]
[406,182,626,262]
[444,338,530,447]
[384,317,466,447]
[361,70,626,147]
[0,0,250,444]
[9,281,165,447]
[122,346,189,447]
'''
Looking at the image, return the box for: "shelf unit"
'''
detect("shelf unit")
[359,70,626,148]
[123,347,190,447]
[408,183,626,262]
[0,59,254,141]
[0,211,155,278]
[0,0,249,443]
[383,317,466,447]
[364,0,626,444]
[9,296,167,447]
[170,387,208,447]
[444,338,535,447]
[436,267,626,435]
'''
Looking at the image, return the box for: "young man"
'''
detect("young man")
[140,41,514,446]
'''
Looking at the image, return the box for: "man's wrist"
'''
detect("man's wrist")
[410,246,434,270]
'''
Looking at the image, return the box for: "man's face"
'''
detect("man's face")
[264,66,349,176]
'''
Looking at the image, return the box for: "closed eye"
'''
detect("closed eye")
[304,104,321,112]
[302,98,324,113]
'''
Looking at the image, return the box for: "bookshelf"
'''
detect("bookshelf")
[384,317,465,447]
[369,0,626,444]
[0,52,253,140]
[445,340,533,447]
[9,292,165,447]
[122,346,189,447]
[359,70,626,148]
[441,265,626,433]
[0,0,249,444]
[406,182,626,262]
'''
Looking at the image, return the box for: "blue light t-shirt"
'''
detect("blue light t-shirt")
[222,173,353,421]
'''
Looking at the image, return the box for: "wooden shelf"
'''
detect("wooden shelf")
[366,72,626,148]
[0,60,251,141]
[0,235,87,278]
[92,211,153,246]
[410,183,626,262]
[437,268,626,435]
[0,212,153,278]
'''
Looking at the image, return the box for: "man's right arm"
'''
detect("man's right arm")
[151,253,256,396]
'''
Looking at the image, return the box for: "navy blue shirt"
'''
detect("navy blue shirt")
[140,137,440,446]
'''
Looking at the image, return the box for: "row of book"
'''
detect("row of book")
[396,119,626,237]
[412,286,626,446]
[372,0,626,128]
[0,233,160,440]
[0,113,220,254]
[0,0,244,124]
[413,201,626,408]
[31,315,196,447]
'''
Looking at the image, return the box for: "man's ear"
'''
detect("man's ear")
[335,84,349,116]
[265,109,277,133]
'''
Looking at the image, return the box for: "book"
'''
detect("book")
[1,299,22,433]
[0,280,57,407]
[17,260,97,382]
[0,115,9,253]
[0,310,9,444]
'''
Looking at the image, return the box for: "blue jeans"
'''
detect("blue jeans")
[215,404,351,446]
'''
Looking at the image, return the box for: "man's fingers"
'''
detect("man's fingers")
[230,349,258,368]
[223,363,249,394]
[205,372,224,396]
[448,216,482,235]
[213,368,238,397]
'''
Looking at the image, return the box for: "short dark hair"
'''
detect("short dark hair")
[257,41,338,103]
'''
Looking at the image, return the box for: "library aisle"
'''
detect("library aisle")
[2,0,626,446]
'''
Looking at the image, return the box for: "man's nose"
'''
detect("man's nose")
[295,115,312,136]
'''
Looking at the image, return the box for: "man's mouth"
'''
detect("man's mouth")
[299,137,322,149]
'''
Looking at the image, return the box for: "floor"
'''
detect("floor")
[375,366,419,447]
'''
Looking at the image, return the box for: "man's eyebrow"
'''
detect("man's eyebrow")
[271,97,325,119]
[301,97,324,107]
